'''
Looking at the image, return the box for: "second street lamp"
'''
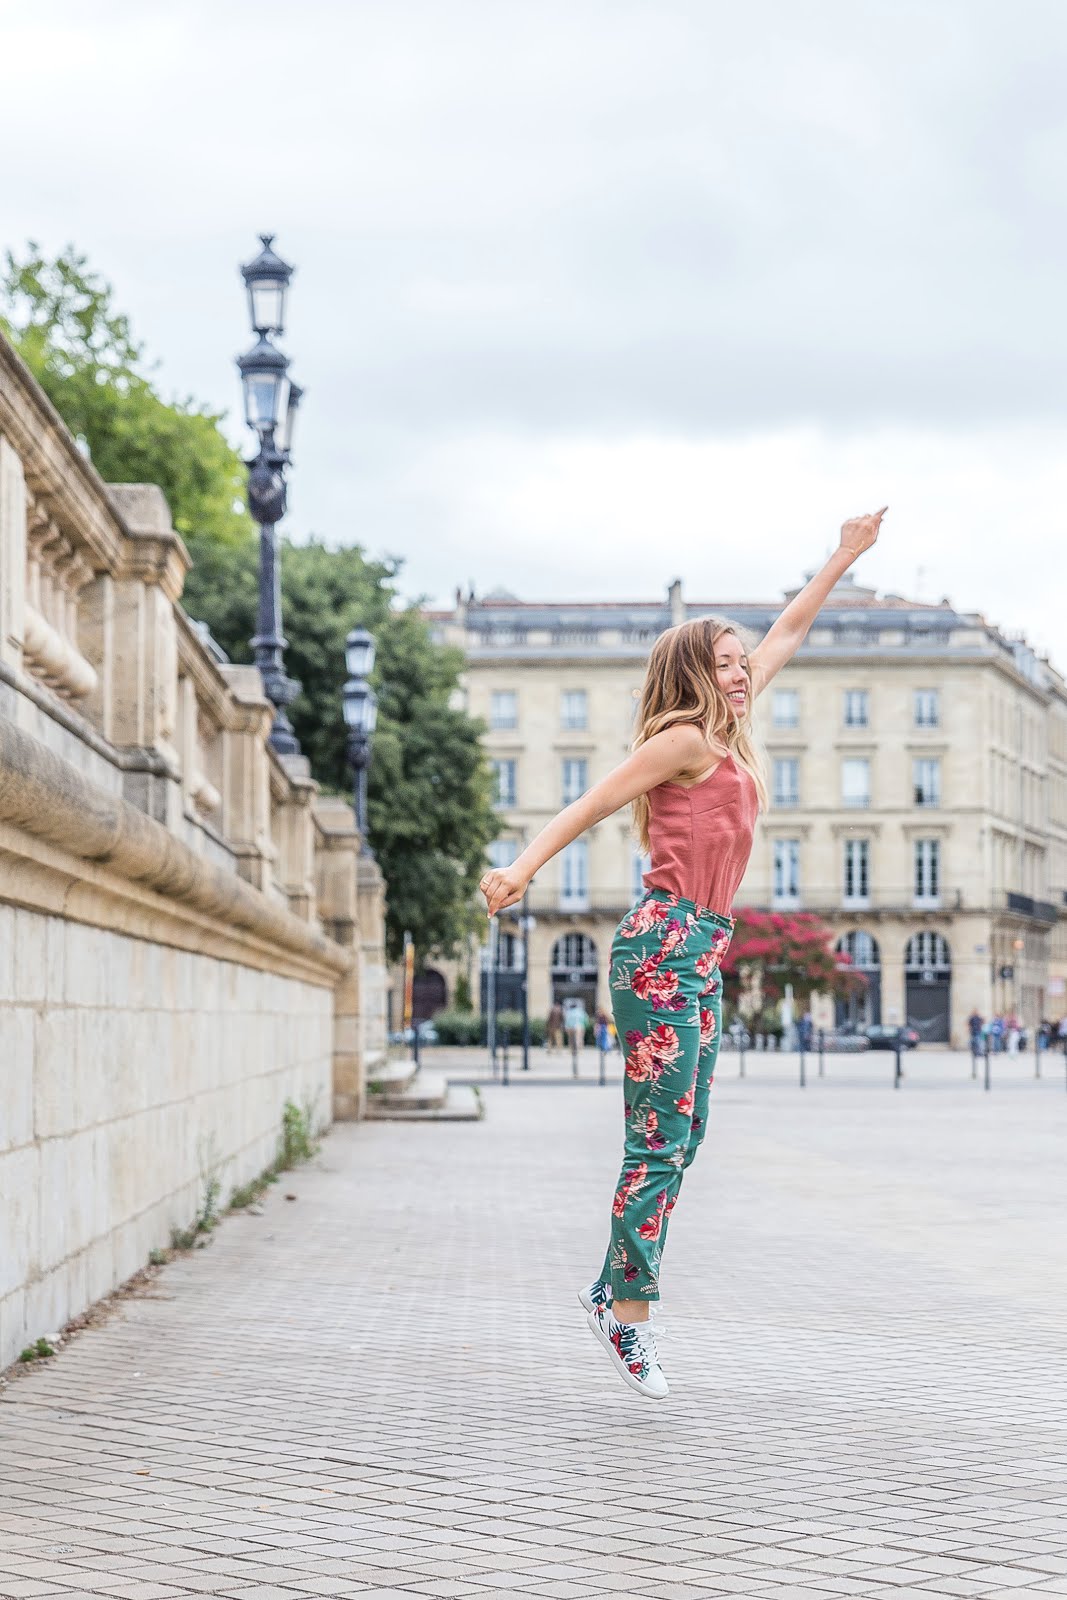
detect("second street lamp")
[343,628,378,856]
[237,233,304,755]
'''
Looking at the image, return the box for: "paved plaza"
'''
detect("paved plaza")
[3,1053,1067,1600]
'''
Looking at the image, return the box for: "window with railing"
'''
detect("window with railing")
[560,839,590,909]
[913,757,941,807]
[773,757,799,807]
[489,837,519,870]
[843,838,870,906]
[844,689,869,727]
[772,689,799,728]
[561,689,588,730]
[490,690,518,730]
[491,759,517,807]
[914,838,941,905]
[842,758,870,809]
[562,757,587,805]
[773,839,801,907]
[914,689,939,728]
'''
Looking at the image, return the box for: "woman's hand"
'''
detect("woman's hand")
[839,506,888,557]
[480,864,529,918]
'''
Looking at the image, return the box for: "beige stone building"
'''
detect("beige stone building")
[0,329,389,1368]
[429,573,1067,1047]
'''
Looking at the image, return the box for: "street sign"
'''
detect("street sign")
[999,964,1014,981]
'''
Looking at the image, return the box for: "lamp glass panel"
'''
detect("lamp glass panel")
[244,370,282,430]
[342,681,375,732]
[249,279,285,333]
[345,634,376,676]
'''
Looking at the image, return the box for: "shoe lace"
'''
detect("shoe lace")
[618,1316,664,1368]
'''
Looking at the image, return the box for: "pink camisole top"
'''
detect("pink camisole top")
[642,753,759,919]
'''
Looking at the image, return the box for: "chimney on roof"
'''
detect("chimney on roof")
[668,577,685,627]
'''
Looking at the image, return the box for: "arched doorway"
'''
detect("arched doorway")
[412,967,447,1023]
[551,932,598,1015]
[905,931,951,1043]
[834,931,881,1028]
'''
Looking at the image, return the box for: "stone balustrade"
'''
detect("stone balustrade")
[0,329,388,1369]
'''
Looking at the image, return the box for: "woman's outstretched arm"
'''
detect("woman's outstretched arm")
[479,722,708,917]
[748,507,887,696]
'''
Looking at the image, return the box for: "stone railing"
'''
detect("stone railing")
[0,328,389,1368]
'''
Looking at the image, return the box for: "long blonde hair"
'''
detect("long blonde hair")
[631,616,767,852]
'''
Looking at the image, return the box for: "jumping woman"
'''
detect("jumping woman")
[479,509,887,1399]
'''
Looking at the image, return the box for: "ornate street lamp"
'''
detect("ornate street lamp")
[236,234,304,754]
[342,628,378,856]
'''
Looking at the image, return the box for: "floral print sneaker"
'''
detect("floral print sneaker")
[587,1304,669,1399]
[577,1280,612,1314]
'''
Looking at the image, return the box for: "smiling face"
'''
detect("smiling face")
[712,630,750,718]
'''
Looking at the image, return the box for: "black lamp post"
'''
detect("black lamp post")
[237,234,304,754]
[342,628,378,855]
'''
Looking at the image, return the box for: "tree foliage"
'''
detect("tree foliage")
[0,243,250,547]
[183,539,498,963]
[721,909,865,1013]
[0,244,499,963]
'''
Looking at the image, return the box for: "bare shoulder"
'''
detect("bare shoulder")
[643,722,721,782]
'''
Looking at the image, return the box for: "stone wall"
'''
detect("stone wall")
[0,329,388,1369]
[1,902,333,1362]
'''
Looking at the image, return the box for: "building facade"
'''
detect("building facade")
[429,573,1067,1048]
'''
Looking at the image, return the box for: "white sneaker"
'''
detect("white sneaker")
[587,1304,669,1399]
[577,1280,612,1314]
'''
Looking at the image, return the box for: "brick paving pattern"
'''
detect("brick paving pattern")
[3,1052,1067,1600]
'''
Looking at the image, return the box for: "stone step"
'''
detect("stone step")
[366,1058,420,1095]
[365,1081,483,1122]
[371,1068,448,1111]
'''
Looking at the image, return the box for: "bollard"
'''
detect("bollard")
[413,1022,420,1069]
[739,1034,746,1079]
[1035,1030,1042,1080]
[971,1041,978,1080]
[893,1037,902,1089]
[799,1044,806,1089]
[984,1033,991,1092]
[818,1028,825,1077]
[502,1027,510,1087]
[598,1046,606,1087]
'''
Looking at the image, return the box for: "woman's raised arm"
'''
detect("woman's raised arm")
[748,507,887,696]
[479,722,708,917]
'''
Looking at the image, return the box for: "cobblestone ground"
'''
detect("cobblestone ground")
[4,1053,1067,1600]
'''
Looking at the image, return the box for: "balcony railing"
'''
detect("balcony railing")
[1001,890,1059,924]
[748,887,964,914]
[511,885,1065,922]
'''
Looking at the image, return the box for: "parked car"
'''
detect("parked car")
[861,1024,920,1051]
[388,1020,439,1046]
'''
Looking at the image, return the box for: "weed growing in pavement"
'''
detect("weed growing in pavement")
[278,1098,317,1170]
[170,1137,224,1249]
[19,1338,55,1362]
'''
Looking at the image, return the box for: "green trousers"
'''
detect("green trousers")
[599,889,733,1302]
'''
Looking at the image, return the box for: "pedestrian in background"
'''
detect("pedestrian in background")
[546,1002,563,1052]
[480,508,887,1400]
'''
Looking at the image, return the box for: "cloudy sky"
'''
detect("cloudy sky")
[3,0,1066,657]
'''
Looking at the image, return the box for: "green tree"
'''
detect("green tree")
[1,244,498,961]
[0,243,250,547]
[181,537,497,963]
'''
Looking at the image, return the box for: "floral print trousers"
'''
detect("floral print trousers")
[600,888,733,1302]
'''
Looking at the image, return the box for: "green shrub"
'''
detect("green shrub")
[432,1008,483,1046]
[430,1008,548,1047]
[453,974,473,1012]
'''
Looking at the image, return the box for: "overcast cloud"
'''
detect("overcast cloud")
[1,0,1065,655]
